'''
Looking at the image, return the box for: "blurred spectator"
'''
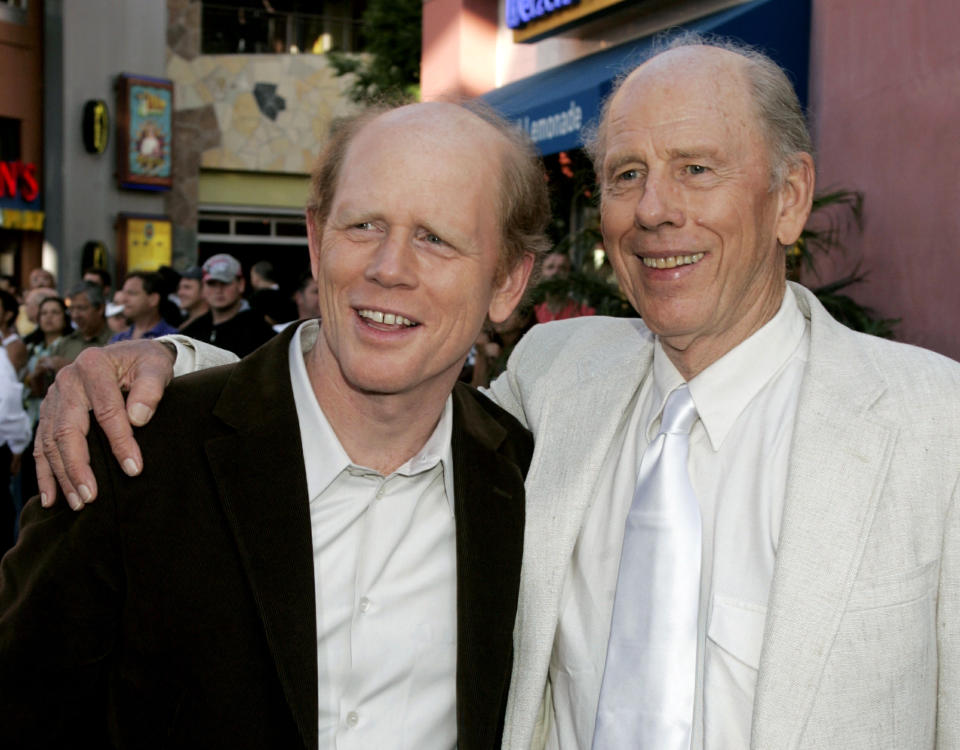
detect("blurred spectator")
[45,281,111,366]
[470,302,536,389]
[155,266,185,327]
[272,271,320,333]
[293,272,320,320]
[0,333,32,558]
[22,296,72,424]
[250,260,279,291]
[106,291,129,335]
[0,276,15,295]
[16,287,57,338]
[27,267,55,291]
[0,290,28,375]
[533,251,596,323]
[177,266,208,329]
[252,287,296,329]
[82,267,113,300]
[181,253,275,357]
[110,272,179,342]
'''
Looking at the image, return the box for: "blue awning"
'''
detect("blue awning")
[481,0,811,155]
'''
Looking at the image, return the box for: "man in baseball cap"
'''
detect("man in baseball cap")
[176,253,275,357]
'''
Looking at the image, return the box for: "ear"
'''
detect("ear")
[774,152,815,246]
[237,276,246,294]
[487,253,535,324]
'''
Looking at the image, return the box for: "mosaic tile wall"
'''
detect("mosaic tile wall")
[167,52,358,175]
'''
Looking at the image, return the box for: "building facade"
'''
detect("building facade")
[422,0,960,361]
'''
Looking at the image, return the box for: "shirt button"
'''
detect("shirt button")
[359,597,371,613]
[346,710,359,727]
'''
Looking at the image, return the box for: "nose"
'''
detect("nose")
[364,230,418,288]
[634,170,684,230]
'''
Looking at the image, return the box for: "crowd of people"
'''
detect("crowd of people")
[0,252,321,557]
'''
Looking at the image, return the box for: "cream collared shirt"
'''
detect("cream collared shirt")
[287,321,458,749]
[547,289,810,749]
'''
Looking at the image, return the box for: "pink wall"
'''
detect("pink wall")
[809,0,960,360]
[422,0,498,100]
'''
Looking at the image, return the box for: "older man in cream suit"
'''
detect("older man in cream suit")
[27,38,960,750]
[488,40,960,750]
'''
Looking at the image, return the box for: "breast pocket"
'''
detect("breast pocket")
[707,594,767,670]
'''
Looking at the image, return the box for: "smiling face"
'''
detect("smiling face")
[599,47,813,377]
[308,103,532,406]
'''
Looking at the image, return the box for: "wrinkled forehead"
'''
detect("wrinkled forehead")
[335,105,505,229]
[346,105,505,181]
[606,46,759,146]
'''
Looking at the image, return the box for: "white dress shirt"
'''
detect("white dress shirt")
[547,289,810,749]
[288,321,458,749]
[0,347,32,455]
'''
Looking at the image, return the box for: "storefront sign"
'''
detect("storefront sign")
[116,213,172,277]
[116,74,174,191]
[519,100,584,147]
[0,209,45,231]
[511,0,628,42]
[0,161,40,204]
[507,0,579,29]
[0,160,44,230]
[83,99,110,155]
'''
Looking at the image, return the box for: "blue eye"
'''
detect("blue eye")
[686,164,708,175]
[617,169,639,182]
[425,233,443,244]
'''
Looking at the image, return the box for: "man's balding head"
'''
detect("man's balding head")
[306,102,550,279]
[588,37,813,191]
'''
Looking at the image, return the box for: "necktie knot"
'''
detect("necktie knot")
[660,384,698,436]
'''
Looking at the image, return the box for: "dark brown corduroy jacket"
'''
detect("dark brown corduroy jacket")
[0,325,532,750]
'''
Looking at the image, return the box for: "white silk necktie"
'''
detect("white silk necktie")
[592,384,701,750]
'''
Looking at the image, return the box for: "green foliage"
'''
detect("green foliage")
[327,0,421,104]
[788,188,898,338]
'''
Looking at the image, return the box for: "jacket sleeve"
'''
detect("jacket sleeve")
[0,448,123,745]
[938,474,960,747]
[159,334,240,377]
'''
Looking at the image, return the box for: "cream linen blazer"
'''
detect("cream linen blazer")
[488,282,960,750]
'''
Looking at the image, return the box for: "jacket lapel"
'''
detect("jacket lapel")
[204,329,319,750]
[504,321,655,748]
[751,285,897,748]
[450,384,529,750]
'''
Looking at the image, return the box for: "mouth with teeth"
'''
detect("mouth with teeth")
[641,252,705,269]
[357,308,418,329]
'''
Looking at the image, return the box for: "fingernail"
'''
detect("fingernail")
[122,458,140,476]
[40,492,49,507]
[68,493,82,511]
[129,403,153,426]
[79,484,93,502]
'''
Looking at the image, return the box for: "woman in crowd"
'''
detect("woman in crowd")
[23,296,72,425]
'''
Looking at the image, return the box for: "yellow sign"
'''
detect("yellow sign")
[513,0,628,42]
[0,209,45,231]
[125,218,172,270]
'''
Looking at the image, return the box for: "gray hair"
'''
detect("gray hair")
[584,32,814,189]
[68,280,105,308]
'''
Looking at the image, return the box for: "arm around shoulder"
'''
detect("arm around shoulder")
[158,335,239,377]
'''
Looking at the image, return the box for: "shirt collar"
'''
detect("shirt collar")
[650,287,807,450]
[288,319,456,512]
